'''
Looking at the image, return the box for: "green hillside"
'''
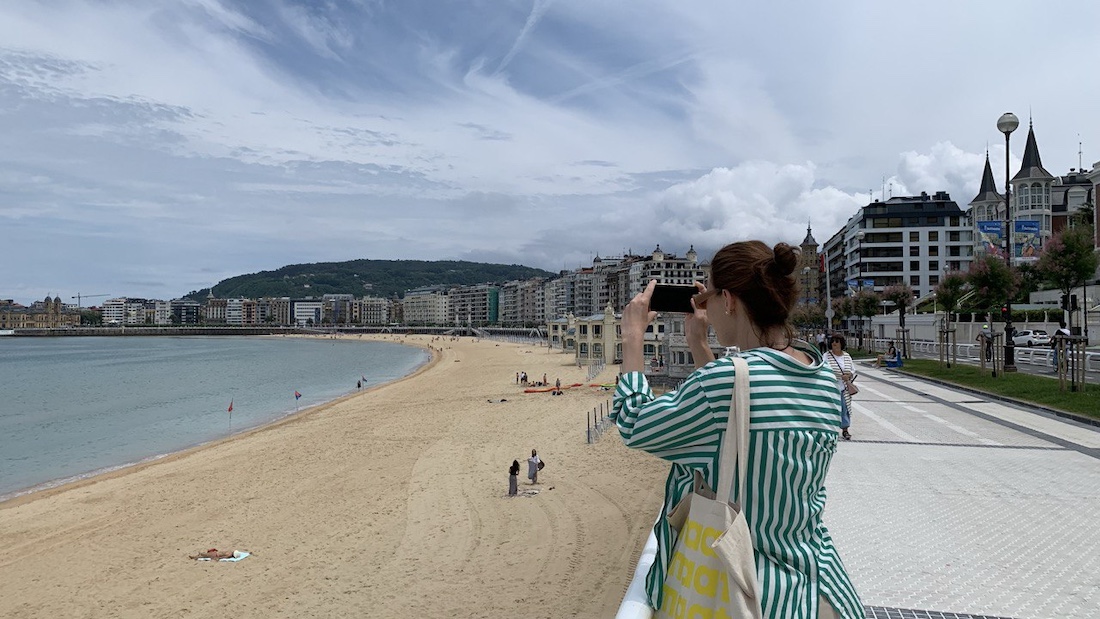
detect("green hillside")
[184,259,556,301]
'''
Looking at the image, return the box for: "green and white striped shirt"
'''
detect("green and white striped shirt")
[613,342,863,618]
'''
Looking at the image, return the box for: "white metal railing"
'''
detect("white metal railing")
[615,521,659,619]
[866,337,1099,372]
[587,360,606,382]
[586,399,615,443]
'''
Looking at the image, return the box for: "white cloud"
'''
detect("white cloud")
[1,1,1098,304]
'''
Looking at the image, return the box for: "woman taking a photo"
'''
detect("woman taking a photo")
[613,240,861,618]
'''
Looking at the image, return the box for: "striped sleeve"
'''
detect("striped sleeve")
[612,363,732,461]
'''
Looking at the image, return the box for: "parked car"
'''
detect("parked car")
[1012,329,1050,347]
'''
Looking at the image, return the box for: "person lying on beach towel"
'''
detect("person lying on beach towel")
[189,549,250,561]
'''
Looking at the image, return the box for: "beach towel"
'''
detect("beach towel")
[195,550,250,562]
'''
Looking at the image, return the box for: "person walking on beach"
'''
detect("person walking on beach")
[508,460,520,496]
[825,335,856,441]
[613,240,862,618]
[527,449,541,484]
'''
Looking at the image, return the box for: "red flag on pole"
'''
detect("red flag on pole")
[227,400,234,413]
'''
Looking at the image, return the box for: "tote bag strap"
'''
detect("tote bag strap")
[716,356,750,507]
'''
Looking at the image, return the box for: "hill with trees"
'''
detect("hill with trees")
[185,259,556,301]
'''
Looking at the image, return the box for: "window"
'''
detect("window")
[593,344,603,357]
[593,325,601,336]
[1019,185,1029,210]
[950,216,960,227]
[579,325,587,335]
[929,246,939,256]
[910,247,920,257]
[929,231,938,242]
[579,343,588,355]
[910,231,920,242]
[910,275,920,285]
[910,260,920,270]
[929,275,940,285]
[949,231,960,242]
[929,261,939,271]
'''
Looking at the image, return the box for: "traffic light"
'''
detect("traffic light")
[1061,294,1071,310]
[1000,305,1009,321]
[1071,294,1079,311]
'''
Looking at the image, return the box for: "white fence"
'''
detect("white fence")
[868,336,1099,372]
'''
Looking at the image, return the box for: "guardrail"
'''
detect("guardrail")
[586,400,614,443]
[615,520,659,619]
[867,337,1099,372]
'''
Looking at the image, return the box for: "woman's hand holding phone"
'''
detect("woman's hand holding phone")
[620,281,658,374]
[685,281,715,367]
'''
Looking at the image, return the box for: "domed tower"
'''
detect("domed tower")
[652,244,664,262]
[969,151,1004,257]
[686,245,697,264]
[799,223,820,306]
[1011,120,1053,258]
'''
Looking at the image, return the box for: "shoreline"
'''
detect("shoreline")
[0,334,440,509]
[0,335,669,618]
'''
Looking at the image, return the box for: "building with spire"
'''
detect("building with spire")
[1010,120,1054,260]
[799,223,820,305]
[969,151,1005,258]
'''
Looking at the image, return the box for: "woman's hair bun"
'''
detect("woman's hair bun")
[772,243,800,276]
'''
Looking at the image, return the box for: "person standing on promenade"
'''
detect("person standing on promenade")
[527,449,540,484]
[825,335,856,440]
[1052,320,1071,369]
[613,240,862,618]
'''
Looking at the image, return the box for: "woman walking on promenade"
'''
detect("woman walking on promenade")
[825,335,857,440]
[613,240,862,618]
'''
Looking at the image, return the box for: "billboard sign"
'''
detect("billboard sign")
[977,221,1004,258]
[1015,220,1041,261]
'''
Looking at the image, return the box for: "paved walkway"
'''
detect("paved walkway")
[827,365,1100,619]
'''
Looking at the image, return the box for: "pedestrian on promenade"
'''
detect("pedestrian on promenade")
[612,240,863,618]
[826,335,856,440]
[1052,320,1071,369]
[977,324,993,361]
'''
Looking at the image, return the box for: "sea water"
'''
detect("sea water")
[0,336,428,499]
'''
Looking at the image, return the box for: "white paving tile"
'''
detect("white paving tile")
[824,371,1100,619]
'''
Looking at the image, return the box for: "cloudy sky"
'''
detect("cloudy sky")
[3,1,1098,305]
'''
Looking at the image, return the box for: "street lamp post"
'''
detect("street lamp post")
[856,230,865,349]
[998,112,1019,372]
[801,267,812,306]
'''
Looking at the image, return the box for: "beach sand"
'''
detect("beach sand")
[0,335,668,618]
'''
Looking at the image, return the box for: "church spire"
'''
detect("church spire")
[801,221,817,246]
[1012,119,1052,181]
[971,151,1002,204]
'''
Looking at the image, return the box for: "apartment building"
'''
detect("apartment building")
[823,192,973,304]
[402,286,449,325]
[448,284,499,326]
[351,296,390,325]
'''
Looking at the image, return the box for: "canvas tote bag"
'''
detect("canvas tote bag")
[656,356,763,619]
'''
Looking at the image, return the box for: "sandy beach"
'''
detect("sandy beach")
[0,335,668,618]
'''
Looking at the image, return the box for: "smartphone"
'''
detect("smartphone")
[649,284,697,313]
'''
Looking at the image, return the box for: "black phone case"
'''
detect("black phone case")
[650,285,696,313]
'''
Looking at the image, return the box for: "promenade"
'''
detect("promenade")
[827,364,1100,618]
